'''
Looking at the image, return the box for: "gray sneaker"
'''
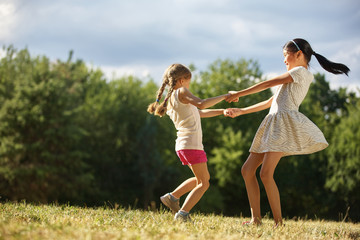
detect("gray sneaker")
[174,211,192,222]
[160,193,180,213]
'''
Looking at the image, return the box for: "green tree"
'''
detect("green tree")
[326,98,360,221]
[0,46,93,203]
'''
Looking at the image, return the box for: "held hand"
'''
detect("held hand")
[223,109,232,117]
[224,93,238,102]
[225,91,240,103]
[224,108,237,118]
[224,108,244,118]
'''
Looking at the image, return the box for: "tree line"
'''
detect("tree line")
[0,46,359,222]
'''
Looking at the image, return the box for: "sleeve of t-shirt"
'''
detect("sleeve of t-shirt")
[288,66,304,84]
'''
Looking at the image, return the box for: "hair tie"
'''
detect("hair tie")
[312,51,316,55]
[156,99,159,102]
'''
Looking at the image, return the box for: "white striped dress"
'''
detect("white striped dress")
[249,66,328,156]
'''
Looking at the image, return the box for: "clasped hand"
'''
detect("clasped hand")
[223,108,240,118]
[222,91,241,118]
[225,91,240,103]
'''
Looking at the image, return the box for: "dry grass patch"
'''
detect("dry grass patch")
[0,202,359,240]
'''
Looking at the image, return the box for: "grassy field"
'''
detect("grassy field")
[0,202,359,240]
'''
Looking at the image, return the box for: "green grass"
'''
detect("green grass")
[0,202,359,240]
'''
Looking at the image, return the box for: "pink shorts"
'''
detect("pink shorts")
[176,149,208,166]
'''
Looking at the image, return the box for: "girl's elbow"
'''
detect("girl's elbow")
[197,101,207,109]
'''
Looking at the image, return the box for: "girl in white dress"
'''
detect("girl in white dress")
[225,38,350,226]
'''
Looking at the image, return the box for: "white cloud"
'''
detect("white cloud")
[0,1,17,41]
[97,63,168,83]
[99,65,151,80]
[310,40,360,93]
[0,47,6,58]
[1,0,359,93]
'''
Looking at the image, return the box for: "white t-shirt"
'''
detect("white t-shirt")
[166,88,204,151]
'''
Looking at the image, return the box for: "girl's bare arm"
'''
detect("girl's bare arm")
[178,87,229,109]
[226,72,293,102]
[199,109,226,118]
[228,96,274,117]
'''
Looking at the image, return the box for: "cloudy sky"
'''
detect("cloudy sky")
[1,0,359,91]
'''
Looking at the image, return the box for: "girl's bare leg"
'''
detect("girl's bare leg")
[180,162,210,212]
[171,177,197,199]
[260,152,283,226]
[241,153,264,224]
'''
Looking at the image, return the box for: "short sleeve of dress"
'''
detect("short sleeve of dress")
[288,66,304,84]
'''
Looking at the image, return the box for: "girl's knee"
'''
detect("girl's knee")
[199,178,210,191]
[260,170,273,183]
[202,172,210,186]
[202,180,210,191]
[241,165,247,177]
[241,165,253,179]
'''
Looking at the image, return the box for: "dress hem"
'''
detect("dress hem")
[249,143,328,157]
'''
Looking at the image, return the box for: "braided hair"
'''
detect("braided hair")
[147,64,192,117]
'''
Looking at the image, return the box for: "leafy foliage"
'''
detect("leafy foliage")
[325,99,360,218]
[0,47,93,203]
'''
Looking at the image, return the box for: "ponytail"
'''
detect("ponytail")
[284,38,350,76]
[312,52,350,76]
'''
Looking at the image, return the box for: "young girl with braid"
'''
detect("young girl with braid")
[225,38,350,227]
[147,63,230,222]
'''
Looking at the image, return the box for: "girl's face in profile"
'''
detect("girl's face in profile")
[180,76,191,89]
[283,49,298,71]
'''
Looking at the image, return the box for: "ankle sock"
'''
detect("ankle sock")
[169,193,179,202]
[179,210,189,216]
